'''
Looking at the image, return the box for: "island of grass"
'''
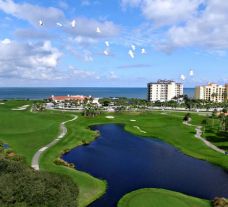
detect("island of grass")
[118,188,211,207]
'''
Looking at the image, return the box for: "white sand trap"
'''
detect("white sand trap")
[0,103,5,105]
[133,126,147,133]
[12,105,30,111]
[130,119,136,122]
[106,116,115,119]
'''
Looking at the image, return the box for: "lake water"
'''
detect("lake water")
[62,124,228,207]
[0,87,194,100]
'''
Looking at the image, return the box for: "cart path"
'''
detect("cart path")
[183,121,225,155]
[31,115,78,170]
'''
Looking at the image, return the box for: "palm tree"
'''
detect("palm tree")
[211,109,217,128]
[201,119,208,134]
[211,92,218,102]
[218,113,226,131]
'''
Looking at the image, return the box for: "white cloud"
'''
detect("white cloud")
[122,0,203,25]
[165,1,228,50]
[1,38,11,45]
[0,39,62,80]
[65,17,120,39]
[0,0,120,56]
[108,71,118,80]
[0,0,64,27]
[69,66,100,79]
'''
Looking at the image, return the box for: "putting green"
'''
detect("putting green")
[118,188,211,207]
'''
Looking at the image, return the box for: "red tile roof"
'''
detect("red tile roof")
[50,95,88,101]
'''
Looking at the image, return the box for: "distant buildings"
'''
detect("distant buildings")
[50,95,90,103]
[195,83,228,103]
[147,80,183,102]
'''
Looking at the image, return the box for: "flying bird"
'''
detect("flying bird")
[39,20,43,26]
[189,69,194,76]
[71,20,76,28]
[105,41,110,47]
[128,50,135,59]
[104,49,109,56]
[96,27,101,33]
[56,22,63,27]
[131,44,136,51]
[180,74,186,81]
[141,48,146,54]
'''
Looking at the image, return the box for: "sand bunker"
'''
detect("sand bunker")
[133,126,147,133]
[106,116,115,119]
[130,119,136,122]
[12,105,30,111]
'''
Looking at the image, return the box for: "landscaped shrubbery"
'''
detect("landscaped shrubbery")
[0,141,79,207]
[212,197,228,207]
[54,158,75,169]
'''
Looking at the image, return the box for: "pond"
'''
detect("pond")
[62,124,228,207]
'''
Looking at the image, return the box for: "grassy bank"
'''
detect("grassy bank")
[40,118,106,207]
[118,188,211,207]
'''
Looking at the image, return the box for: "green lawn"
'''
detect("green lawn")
[118,188,211,207]
[0,101,227,206]
[0,100,71,164]
[203,119,228,151]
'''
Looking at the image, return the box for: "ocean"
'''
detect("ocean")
[0,87,195,100]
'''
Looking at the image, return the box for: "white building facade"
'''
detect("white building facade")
[195,83,228,102]
[148,80,183,102]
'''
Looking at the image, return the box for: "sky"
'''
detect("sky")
[0,0,227,87]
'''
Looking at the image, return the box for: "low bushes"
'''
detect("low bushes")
[212,197,228,207]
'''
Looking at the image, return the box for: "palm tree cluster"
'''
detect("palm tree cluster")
[82,104,101,117]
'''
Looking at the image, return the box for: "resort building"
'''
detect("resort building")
[147,80,183,102]
[50,95,90,103]
[194,83,228,102]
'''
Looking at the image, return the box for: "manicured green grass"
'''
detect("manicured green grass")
[203,119,228,151]
[1,101,227,206]
[0,100,71,164]
[118,188,211,207]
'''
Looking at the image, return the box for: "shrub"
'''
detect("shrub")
[0,159,79,207]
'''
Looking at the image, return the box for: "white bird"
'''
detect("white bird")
[104,49,109,56]
[96,27,101,33]
[131,44,136,51]
[141,48,146,54]
[39,20,43,26]
[189,69,194,76]
[56,22,63,27]
[180,74,186,81]
[71,19,76,28]
[105,41,109,47]
[128,50,135,59]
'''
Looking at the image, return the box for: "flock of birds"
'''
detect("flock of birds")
[38,19,194,82]
[38,19,146,58]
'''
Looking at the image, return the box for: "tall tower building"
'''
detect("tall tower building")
[148,80,183,102]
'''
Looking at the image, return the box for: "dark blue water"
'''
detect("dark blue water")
[0,87,194,100]
[62,124,228,207]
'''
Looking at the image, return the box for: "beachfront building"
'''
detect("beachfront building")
[50,95,90,103]
[194,83,228,102]
[147,80,183,102]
